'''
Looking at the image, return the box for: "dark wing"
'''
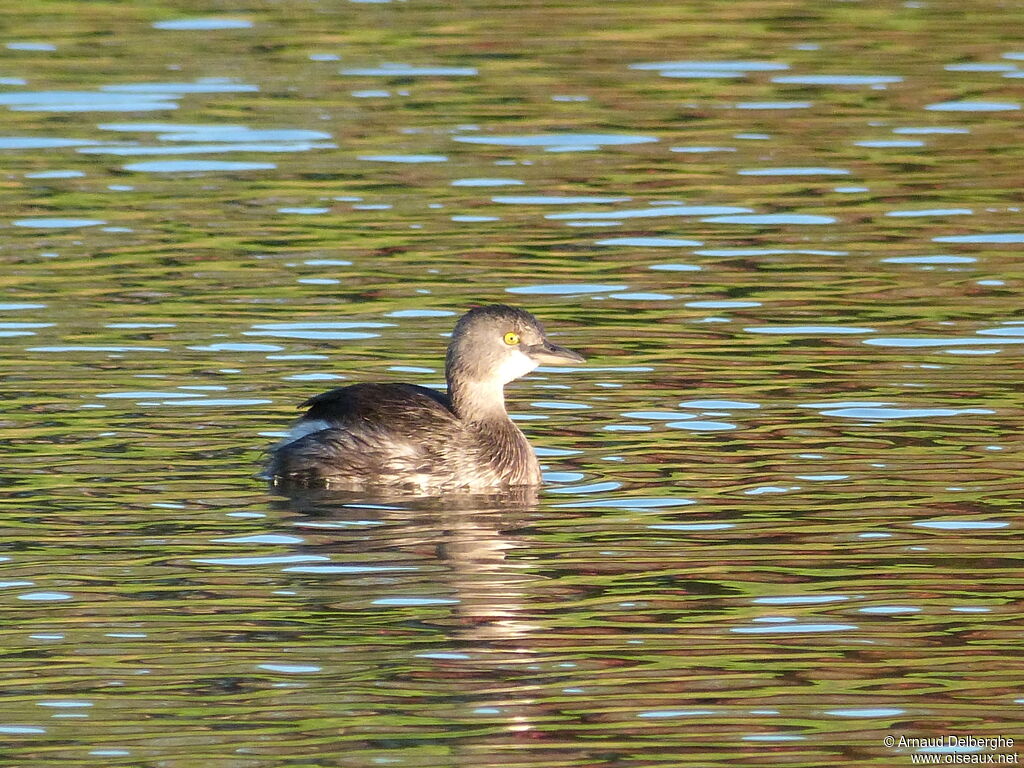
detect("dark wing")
[299,382,454,427]
[267,383,460,487]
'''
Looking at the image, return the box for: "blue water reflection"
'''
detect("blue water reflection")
[0,91,179,112]
[152,18,253,30]
[547,205,751,220]
[453,133,657,149]
[123,160,277,172]
[772,74,902,85]
[1,2,1022,765]
[340,65,478,76]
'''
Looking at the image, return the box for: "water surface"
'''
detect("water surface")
[1,1,1022,766]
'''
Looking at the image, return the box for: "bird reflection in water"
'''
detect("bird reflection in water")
[272,485,552,747]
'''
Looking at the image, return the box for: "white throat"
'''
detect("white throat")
[495,349,538,384]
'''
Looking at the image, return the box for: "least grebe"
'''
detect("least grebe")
[267,304,585,491]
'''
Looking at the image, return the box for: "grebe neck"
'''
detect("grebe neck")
[447,375,509,425]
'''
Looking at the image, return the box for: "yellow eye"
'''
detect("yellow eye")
[503,332,520,345]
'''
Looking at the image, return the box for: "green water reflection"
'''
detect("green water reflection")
[1,0,1022,765]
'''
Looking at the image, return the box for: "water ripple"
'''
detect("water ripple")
[630,60,789,72]
[680,399,760,409]
[704,213,837,225]
[885,208,973,217]
[453,133,657,149]
[123,160,276,172]
[735,101,813,109]
[864,336,1024,347]
[153,18,253,30]
[13,218,105,228]
[359,154,448,163]
[492,195,630,204]
[818,406,994,420]
[7,42,57,51]
[882,255,975,264]
[912,520,1008,530]
[0,90,180,112]
[81,142,334,156]
[506,283,627,295]
[596,237,703,247]
[1,7,1020,764]
[731,623,857,633]
[738,167,850,176]
[667,420,736,431]
[0,136,103,149]
[772,74,902,85]
[193,554,329,566]
[102,81,258,95]
[825,708,906,718]
[925,101,1019,111]
[744,325,875,334]
[451,178,524,186]
[340,65,478,77]
[933,232,1024,244]
[547,205,751,220]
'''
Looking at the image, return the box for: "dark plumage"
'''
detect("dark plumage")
[266,305,584,492]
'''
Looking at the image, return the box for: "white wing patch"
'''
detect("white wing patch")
[278,418,333,446]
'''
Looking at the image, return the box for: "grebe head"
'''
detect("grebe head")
[445,305,585,392]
